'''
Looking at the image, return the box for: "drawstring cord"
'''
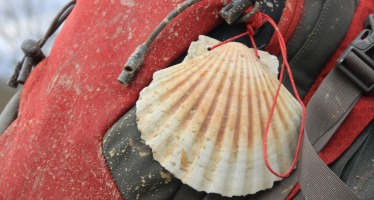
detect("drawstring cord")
[211,6,307,178]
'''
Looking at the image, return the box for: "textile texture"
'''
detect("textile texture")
[0,0,225,198]
[287,0,374,198]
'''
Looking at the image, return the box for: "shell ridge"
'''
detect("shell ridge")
[256,55,286,189]
[148,67,216,159]
[232,45,248,195]
[220,44,246,195]
[195,44,238,193]
[243,47,255,192]
[238,49,252,193]
[271,88,298,174]
[185,44,241,193]
[255,58,282,173]
[194,44,235,139]
[264,88,289,176]
[261,73,300,173]
[247,49,268,193]
[253,59,283,182]
[138,58,219,140]
[152,52,218,84]
[211,44,243,195]
[145,60,212,110]
[150,45,236,191]
[173,50,238,180]
[139,52,219,112]
[152,51,217,81]
[168,45,234,141]
[167,50,229,116]
[176,52,235,170]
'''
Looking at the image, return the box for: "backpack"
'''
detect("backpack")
[0,0,373,199]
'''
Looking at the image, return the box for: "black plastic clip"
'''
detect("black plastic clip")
[336,14,374,93]
[7,39,46,88]
[219,0,254,25]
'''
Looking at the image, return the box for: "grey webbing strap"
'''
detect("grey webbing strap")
[305,68,362,152]
[298,126,360,200]
[297,68,363,199]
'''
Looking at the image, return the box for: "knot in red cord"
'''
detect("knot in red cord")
[244,6,264,35]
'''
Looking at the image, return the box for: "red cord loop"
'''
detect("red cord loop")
[244,6,264,30]
[212,6,307,179]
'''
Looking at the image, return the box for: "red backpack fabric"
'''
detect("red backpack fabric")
[0,0,226,198]
[1,0,374,199]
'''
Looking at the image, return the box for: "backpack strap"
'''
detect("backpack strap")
[297,67,363,200]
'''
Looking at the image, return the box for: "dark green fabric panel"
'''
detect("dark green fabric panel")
[103,107,183,200]
[283,0,356,99]
[345,126,374,199]
[0,87,22,137]
[285,0,324,62]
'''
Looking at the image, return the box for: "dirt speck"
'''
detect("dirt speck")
[180,149,190,171]
[281,185,294,194]
[121,0,135,6]
[139,151,149,157]
[266,0,273,8]
[109,149,115,158]
[160,171,173,183]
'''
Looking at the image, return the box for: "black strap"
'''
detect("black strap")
[344,128,374,199]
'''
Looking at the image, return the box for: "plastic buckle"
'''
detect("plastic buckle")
[336,14,374,93]
[219,0,253,25]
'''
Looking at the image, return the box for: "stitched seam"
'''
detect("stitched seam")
[287,0,309,48]
[283,0,303,45]
[291,0,330,64]
[270,0,301,53]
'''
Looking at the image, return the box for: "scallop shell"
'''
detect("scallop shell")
[136,42,302,197]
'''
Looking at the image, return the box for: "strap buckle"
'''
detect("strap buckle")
[336,14,374,93]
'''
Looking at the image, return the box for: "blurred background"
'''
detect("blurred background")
[0,0,69,113]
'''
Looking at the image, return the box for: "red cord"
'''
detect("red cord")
[212,7,306,178]
[211,6,262,59]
